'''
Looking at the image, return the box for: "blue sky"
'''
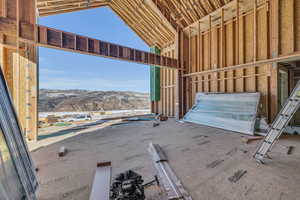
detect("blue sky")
[38,7,150,93]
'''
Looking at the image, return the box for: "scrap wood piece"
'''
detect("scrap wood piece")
[206,159,224,168]
[228,170,247,183]
[89,161,112,200]
[287,146,295,155]
[159,115,169,121]
[153,122,160,127]
[148,143,193,200]
[243,136,264,144]
[58,146,68,157]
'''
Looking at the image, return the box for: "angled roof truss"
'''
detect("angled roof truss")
[36,0,235,48]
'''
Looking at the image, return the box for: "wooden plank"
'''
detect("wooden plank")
[236,0,239,64]
[174,29,182,119]
[208,15,212,70]
[270,0,279,58]
[142,0,176,34]
[38,1,108,16]
[58,146,68,157]
[183,50,300,78]
[279,0,294,55]
[270,63,278,121]
[253,0,257,62]
[89,162,112,200]
[221,8,225,69]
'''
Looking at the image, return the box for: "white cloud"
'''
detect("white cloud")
[39,76,149,92]
[39,68,65,76]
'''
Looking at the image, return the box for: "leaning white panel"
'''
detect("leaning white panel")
[183,93,260,135]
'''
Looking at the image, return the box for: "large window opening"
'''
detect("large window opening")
[37,7,151,135]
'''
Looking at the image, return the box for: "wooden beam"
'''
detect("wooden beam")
[142,0,176,35]
[183,51,300,77]
[270,0,279,58]
[221,8,225,68]
[253,0,257,62]
[235,0,239,64]
[37,0,109,16]
[0,17,34,39]
[184,0,236,35]
[37,25,178,69]
[39,3,108,16]
[269,0,279,121]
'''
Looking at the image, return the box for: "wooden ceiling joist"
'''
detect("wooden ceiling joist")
[142,0,176,34]
[37,0,109,16]
[110,0,175,48]
[36,0,236,47]
[183,0,267,37]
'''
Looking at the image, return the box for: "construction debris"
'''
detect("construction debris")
[157,114,168,121]
[183,93,260,135]
[228,170,247,183]
[243,136,264,144]
[148,143,193,200]
[153,122,160,127]
[206,159,224,168]
[89,162,112,200]
[287,146,295,155]
[58,146,68,157]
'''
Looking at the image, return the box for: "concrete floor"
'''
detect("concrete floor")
[31,119,300,200]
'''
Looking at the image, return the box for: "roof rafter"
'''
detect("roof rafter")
[36,0,235,47]
[38,0,109,16]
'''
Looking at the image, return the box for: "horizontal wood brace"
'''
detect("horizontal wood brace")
[191,73,268,83]
[183,51,300,77]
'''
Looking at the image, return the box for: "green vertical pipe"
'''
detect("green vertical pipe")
[150,46,160,101]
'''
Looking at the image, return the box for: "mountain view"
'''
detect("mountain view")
[39,89,150,112]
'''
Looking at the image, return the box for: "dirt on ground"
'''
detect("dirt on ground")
[30,119,300,200]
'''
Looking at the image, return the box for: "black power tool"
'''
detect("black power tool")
[110,170,145,200]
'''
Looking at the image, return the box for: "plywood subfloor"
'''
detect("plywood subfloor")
[31,119,300,200]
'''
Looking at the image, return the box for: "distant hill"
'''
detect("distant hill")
[39,89,150,112]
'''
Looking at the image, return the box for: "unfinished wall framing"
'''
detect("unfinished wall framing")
[153,0,300,123]
[155,43,176,117]
[1,0,300,140]
[0,0,38,141]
